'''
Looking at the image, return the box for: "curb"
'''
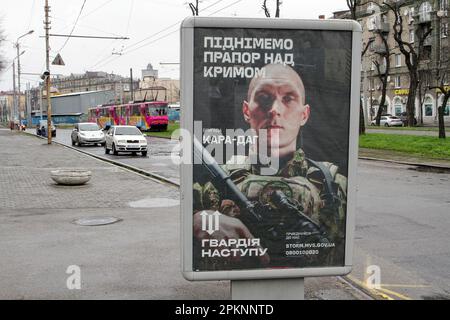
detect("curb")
[338,276,387,300]
[358,156,450,171]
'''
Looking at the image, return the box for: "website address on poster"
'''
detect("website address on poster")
[286,242,336,249]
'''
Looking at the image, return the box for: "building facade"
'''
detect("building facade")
[338,0,450,125]
[51,71,139,104]
[0,91,26,123]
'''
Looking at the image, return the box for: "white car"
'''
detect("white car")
[370,116,403,127]
[104,125,148,156]
[71,122,105,146]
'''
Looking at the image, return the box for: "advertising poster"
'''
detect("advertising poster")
[182,18,361,279]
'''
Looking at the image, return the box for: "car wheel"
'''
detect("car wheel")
[77,138,83,146]
[384,123,389,127]
[141,151,147,157]
[112,144,118,155]
[371,123,375,126]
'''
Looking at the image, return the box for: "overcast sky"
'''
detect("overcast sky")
[0,0,349,91]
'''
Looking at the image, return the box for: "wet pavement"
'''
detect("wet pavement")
[18,128,450,300]
[350,160,450,300]
[2,129,366,300]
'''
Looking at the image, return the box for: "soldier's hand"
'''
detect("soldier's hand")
[193,211,270,265]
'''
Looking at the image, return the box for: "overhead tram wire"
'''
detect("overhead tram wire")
[25,0,37,33]
[90,0,244,70]
[89,0,228,68]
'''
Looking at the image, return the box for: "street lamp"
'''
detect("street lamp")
[15,30,34,126]
[11,50,26,126]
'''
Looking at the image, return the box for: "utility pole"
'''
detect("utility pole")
[130,68,134,103]
[26,82,31,126]
[40,84,43,120]
[15,30,34,127]
[45,0,52,144]
[16,44,22,126]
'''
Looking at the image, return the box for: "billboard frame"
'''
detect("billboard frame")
[180,16,362,281]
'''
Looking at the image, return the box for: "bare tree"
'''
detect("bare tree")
[346,0,372,134]
[262,0,271,17]
[428,59,449,138]
[189,0,199,16]
[372,27,392,125]
[383,0,432,127]
[417,67,430,125]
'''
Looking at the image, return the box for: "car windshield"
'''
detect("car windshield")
[79,123,100,131]
[390,116,400,119]
[115,127,141,135]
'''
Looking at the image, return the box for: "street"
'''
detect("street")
[352,160,450,300]
[17,128,450,300]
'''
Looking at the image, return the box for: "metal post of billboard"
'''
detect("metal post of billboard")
[231,278,304,300]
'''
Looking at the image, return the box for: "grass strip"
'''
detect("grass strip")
[359,133,450,160]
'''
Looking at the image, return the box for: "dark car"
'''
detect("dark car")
[399,112,417,126]
[36,120,56,137]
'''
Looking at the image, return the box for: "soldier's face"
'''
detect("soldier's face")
[243,68,310,153]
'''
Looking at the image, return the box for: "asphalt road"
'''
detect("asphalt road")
[351,160,450,300]
[28,128,450,300]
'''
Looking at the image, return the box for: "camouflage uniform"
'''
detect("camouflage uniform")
[193,148,347,270]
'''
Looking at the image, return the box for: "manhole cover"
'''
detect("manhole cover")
[73,216,122,226]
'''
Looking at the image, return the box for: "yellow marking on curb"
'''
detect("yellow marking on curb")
[345,275,395,300]
[377,287,412,300]
[380,284,431,288]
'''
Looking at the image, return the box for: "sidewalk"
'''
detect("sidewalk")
[0,129,368,300]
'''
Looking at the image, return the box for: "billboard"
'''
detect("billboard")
[181,17,362,280]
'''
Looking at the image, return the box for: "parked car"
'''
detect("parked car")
[104,125,148,156]
[370,116,403,127]
[36,120,56,137]
[71,122,105,146]
[399,112,418,126]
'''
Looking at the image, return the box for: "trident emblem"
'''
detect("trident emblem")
[200,211,221,235]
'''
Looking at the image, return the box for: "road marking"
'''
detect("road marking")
[380,284,431,288]
[345,275,414,300]
[376,287,412,300]
[345,275,394,300]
